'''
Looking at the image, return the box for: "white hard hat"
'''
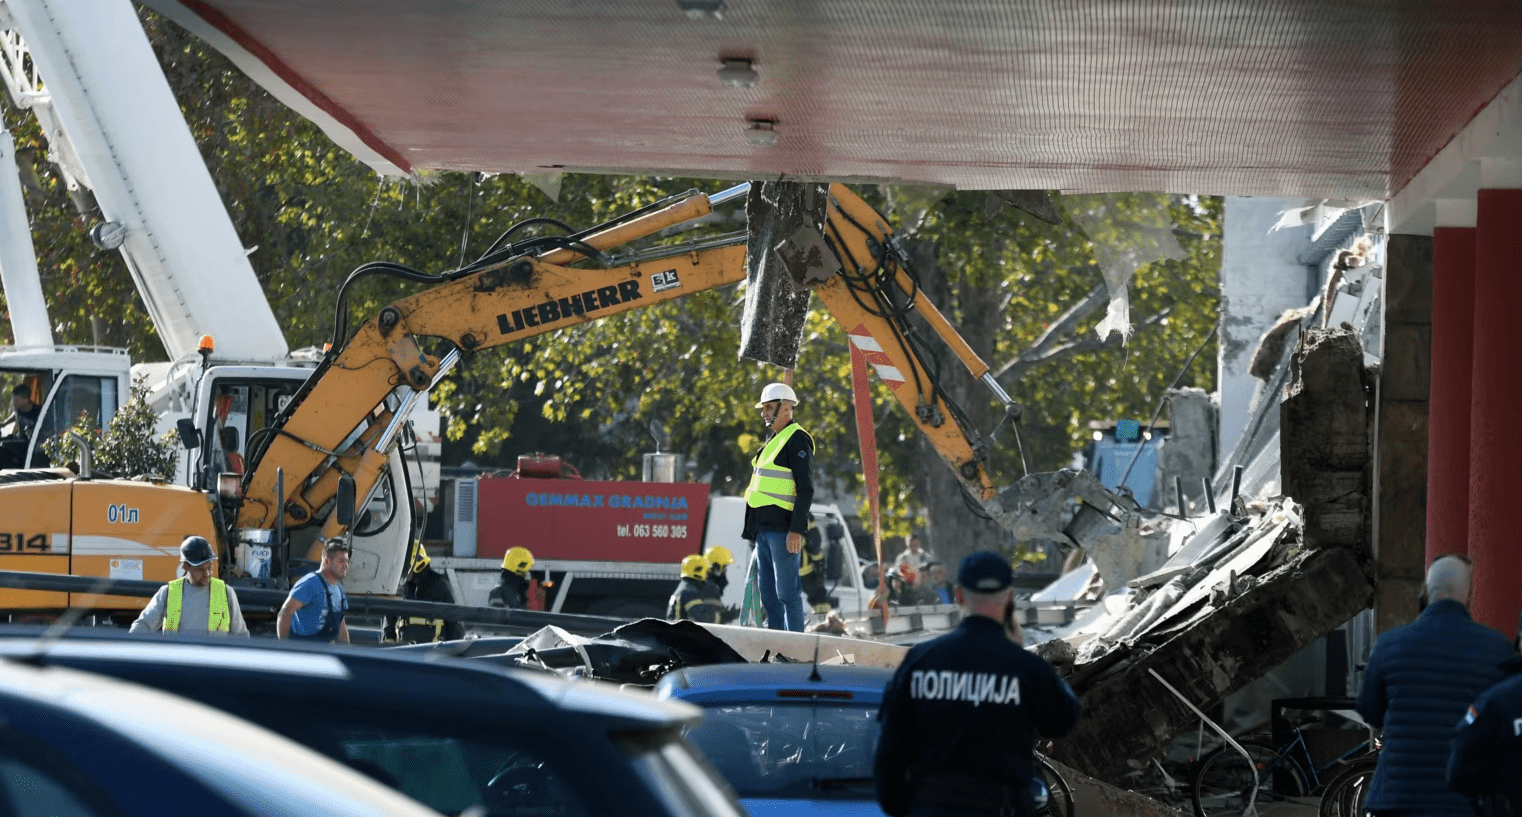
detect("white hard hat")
[756,382,798,407]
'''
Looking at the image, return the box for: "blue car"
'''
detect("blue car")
[654,662,1071,817]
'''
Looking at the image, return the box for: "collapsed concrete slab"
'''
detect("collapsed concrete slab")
[1050,546,1373,780]
[1047,328,1375,782]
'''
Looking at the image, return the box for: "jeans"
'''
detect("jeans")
[754,529,805,631]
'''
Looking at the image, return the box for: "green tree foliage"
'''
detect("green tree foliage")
[5,8,1220,571]
[42,377,179,479]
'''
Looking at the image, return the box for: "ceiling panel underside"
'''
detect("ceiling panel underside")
[151,0,1522,199]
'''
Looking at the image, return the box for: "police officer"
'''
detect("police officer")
[1448,613,1522,813]
[667,555,724,623]
[874,551,1079,817]
[488,546,535,609]
[130,536,250,636]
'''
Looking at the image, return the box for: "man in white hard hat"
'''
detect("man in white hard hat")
[741,382,814,632]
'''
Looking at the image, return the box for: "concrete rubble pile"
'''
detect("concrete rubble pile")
[1027,328,1377,783]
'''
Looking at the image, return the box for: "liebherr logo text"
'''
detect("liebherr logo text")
[496,279,646,336]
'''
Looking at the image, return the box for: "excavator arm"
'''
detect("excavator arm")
[237,190,745,539]
[239,182,1138,560]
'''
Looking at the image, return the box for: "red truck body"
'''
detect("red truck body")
[475,477,711,562]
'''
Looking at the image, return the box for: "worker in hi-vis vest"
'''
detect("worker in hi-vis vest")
[131,536,249,636]
[741,382,814,632]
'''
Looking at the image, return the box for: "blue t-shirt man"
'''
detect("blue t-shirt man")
[278,543,351,643]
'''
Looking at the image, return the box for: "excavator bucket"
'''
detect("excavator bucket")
[739,181,832,368]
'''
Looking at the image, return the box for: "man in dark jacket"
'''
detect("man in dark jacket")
[741,382,813,632]
[1356,554,1512,816]
[1448,614,1522,816]
[874,552,1079,817]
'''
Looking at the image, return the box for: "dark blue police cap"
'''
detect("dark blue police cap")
[957,551,1013,592]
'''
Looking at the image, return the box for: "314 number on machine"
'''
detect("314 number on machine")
[0,534,49,552]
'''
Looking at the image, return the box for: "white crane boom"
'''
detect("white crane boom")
[0,0,287,363]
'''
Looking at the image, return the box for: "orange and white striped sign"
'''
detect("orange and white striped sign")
[847,325,905,388]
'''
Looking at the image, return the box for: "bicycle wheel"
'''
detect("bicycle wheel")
[1317,757,1378,817]
[1033,754,1075,817]
[1191,740,1309,817]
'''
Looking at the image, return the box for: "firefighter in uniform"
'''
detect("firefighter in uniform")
[389,543,465,644]
[488,546,536,609]
[130,536,250,636]
[742,381,814,632]
[667,554,724,623]
[704,545,740,623]
[705,546,735,595]
[874,552,1079,817]
[800,526,832,614]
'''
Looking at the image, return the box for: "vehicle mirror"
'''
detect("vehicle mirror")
[176,418,202,450]
[335,474,356,527]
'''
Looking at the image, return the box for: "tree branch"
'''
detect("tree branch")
[997,306,1175,384]
[994,279,1109,380]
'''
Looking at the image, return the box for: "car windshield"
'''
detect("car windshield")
[684,702,879,799]
[244,705,595,817]
[617,729,749,817]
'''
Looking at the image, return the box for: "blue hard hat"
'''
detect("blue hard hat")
[180,536,216,567]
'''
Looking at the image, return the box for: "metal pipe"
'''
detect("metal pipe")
[1202,478,1217,514]
[1175,476,1186,516]
[275,467,286,589]
[68,431,92,478]
[1231,465,1245,506]
[0,569,630,634]
[708,182,752,207]
[426,348,463,392]
[538,191,714,266]
[381,348,461,452]
[979,372,1015,408]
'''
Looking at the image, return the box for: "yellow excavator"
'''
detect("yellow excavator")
[0,181,1138,620]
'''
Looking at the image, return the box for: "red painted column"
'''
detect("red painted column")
[1427,226,1476,564]
[1468,184,1522,636]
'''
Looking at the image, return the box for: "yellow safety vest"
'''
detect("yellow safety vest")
[164,577,231,633]
[745,424,811,511]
